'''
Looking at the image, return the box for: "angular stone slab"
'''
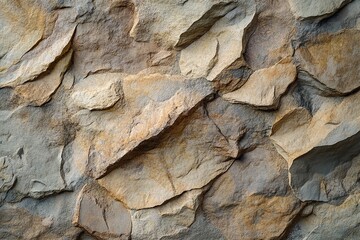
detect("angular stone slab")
[97,106,238,209]
[71,73,123,110]
[223,58,296,109]
[179,2,255,80]
[296,30,360,95]
[73,183,131,240]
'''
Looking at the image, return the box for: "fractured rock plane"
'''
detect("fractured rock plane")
[1,0,360,239]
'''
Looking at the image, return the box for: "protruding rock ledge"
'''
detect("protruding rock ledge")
[223,58,297,109]
[14,50,73,106]
[78,73,214,179]
[179,1,256,81]
[0,26,76,88]
[130,0,238,48]
[271,92,360,202]
[97,105,238,209]
[71,73,124,110]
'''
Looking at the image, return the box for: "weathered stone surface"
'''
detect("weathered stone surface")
[98,105,239,209]
[131,188,203,240]
[1,0,360,239]
[203,145,302,240]
[73,183,131,240]
[206,97,274,150]
[296,30,360,95]
[13,50,73,106]
[0,107,67,201]
[71,73,123,110]
[78,73,214,178]
[245,0,295,69]
[130,0,238,48]
[151,50,174,66]
[288,0,351,20]
[287,193,360,239]
[72,1,157,78]
[0,0,46,73]
[0,205,66,239]
[0,25,75,88]
[0,157,16,203]
[179,2,255,80]
[271,91,360,201]
[223,58,296,109]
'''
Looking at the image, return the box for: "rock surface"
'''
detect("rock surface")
[79,73,214,179]
[73,183,131,240]
[0,0,360,239]
[13,50,73,106]
[296,30,360,95]
[71,73,123,110]
[98,106,239,209]
[179,1,256,80]
[223,58,296,109]
[271,91,360,202]
[203,145,302,240]
[131,188,204,240]
[0,0,46,72]
[288,0,351,20]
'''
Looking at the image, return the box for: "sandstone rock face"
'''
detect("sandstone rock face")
[131,188,204,240]
[98,106,239,209]
[0,25,75,88]
[203,145,302,240]
[0,0,46,72]
[71,73,123,110]
[1,0,360,239]
[179,1,256,80]
[73,183,131,240]
[296,30,360,95]
[288,0,351,20]
[271,91,360,202]
[14,50,73,106]
[223,58,297,109]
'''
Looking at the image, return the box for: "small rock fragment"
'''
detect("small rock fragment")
[71,73,124,110]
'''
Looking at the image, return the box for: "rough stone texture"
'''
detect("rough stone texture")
[130,188,204,240]
[223,58,297,109]
[179,1,256,80]
[1,0,360,239]
[0,107,67,202]
[203,145,303,240]
[0,25,75,88]
[98,106,239,209]
[71,73,124,110]
[296,30,360,95]
[13,50,73,106]
[287,193,360,239]
[76,73,214,179]
[288,0,351,20]
[0,0,46,72]
[271,91,360,202]
[73,183,131,240]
